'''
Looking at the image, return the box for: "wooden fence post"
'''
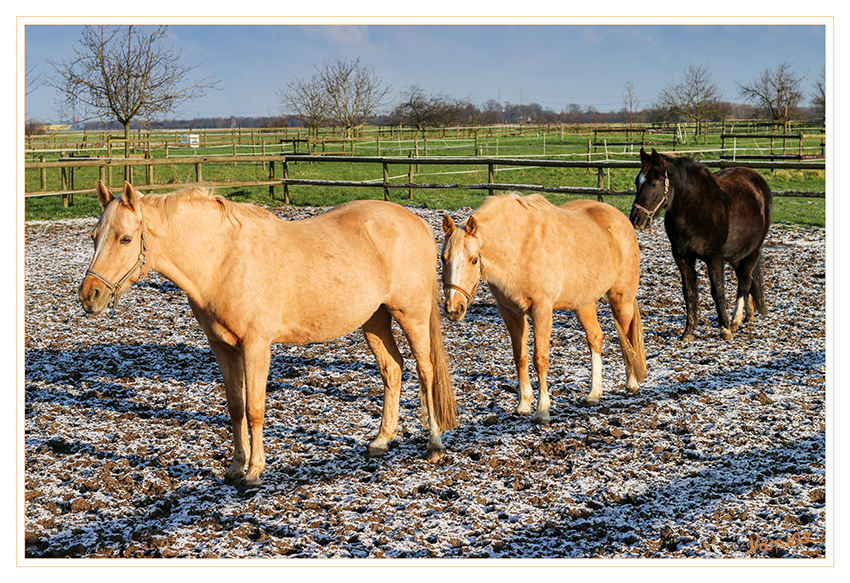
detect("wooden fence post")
[195,161,203,183]
[488,163,495,197]
[597,167,605,202]
[408,152,414,201]
[283,160,290,205]
[382,162,390,201]
[39,156,46,191]
[269,160,276,200]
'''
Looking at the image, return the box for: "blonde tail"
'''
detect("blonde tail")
[613,299,647,384]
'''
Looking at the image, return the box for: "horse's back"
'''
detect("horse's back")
[258,200,437,343]
[558,200,639,259]
[714,167,773,258]
[548,200,640,306]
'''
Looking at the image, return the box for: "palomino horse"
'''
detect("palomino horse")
[441,193,646,417]
[79,181,457,487]
[630,148,773,341]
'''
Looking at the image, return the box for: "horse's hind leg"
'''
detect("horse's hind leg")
[608,294,645,393]
[529,304,555,425]
[392,309,446,462]
[705,256,733,341]
[731,250,764,331]
[241,339,272,487]
[361,306,404,458]
[575,303,604,406]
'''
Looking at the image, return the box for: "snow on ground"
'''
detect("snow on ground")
[23,205,826,559]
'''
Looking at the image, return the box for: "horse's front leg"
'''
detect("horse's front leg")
[705,256,732,340]
[529,303,555,424]
[674,255,700,341]
[240,339,272,487]
[206,338,250,484]
[496,301,533,416]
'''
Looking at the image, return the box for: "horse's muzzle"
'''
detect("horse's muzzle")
[629,207,652,231]
[444,300,467,322]
[79,276,112,315]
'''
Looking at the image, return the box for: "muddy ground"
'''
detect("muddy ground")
[23,204,826,560]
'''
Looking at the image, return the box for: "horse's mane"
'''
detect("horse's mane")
[661,152,710,177]
[475,192,555,217]
[144,186,271,224]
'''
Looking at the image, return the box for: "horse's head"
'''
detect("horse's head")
[79,181,149,315]
[440,214,483,322]
[630,147,671,230]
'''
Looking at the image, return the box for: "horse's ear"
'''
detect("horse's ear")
[442,215,456,235]
[96,180,114,209]
[466,216,479,237]
[639,147,650,163]
[121,181,141,212]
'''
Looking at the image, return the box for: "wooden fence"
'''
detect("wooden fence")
[24,153,826,208]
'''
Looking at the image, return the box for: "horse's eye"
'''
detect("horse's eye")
[471,257,478,265]
[120,236,132,245]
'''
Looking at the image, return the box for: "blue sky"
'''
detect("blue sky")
[23,21,827,124]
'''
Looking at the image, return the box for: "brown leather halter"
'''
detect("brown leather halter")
[632,172,669,234]
[85,211,148,309]
[443,255,482,303]
[443,283,473,302]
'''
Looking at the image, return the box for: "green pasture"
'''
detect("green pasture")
[24,131,826,228]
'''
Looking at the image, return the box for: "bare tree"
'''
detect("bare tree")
[45,25,218,160]
[316,57,390,139]
[278,76,329,139]
[390,84,441,136]
[737,62,807,124]
[811,66,825,121]
[656,62,723,138]
[622,79,640,129]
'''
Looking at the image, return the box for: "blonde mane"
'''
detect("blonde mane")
[144,186,272,224]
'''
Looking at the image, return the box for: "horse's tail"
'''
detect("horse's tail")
[750,254,768,315]
[613,299,647,384]
[429,279,458,431]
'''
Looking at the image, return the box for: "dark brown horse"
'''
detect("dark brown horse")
[630,148,773,341]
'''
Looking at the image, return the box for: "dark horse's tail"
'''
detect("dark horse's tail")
[750,254,768,315]
[429,279,458,431]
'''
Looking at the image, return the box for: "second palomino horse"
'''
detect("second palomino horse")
[441,193,646,420]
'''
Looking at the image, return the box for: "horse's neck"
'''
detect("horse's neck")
[144,201,233,302]
[477,215,525,286]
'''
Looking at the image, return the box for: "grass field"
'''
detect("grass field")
[24,130,826,227]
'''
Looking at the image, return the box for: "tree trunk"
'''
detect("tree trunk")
[124,122,132,181]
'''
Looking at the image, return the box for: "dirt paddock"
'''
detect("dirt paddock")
[23,204,826,559]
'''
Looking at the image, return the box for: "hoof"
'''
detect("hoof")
[533,413,551,426]
[224,468,245,485]
[721,328,733,341]
[365,443,389,459]
[583,397,600,408]
[681,333,695,342]
[425,447,446,463]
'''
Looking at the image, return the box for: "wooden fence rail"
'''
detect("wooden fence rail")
[25,153,826,207]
